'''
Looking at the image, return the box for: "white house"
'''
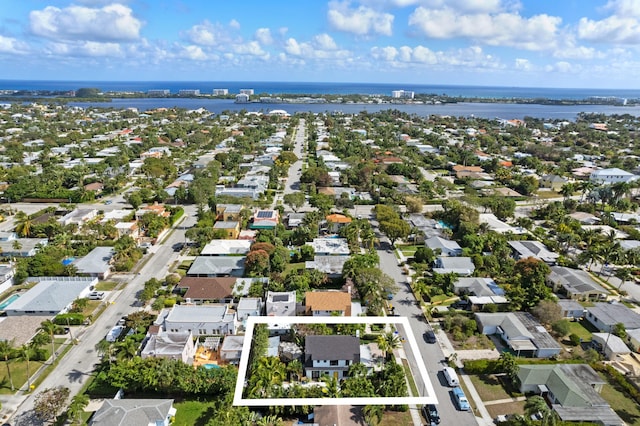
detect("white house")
[590,168,638,185]
[159,305,237,336]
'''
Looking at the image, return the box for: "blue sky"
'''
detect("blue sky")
[0,0,639,88]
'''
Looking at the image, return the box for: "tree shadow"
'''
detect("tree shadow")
[194,406,217,426]
[67,368,90,383]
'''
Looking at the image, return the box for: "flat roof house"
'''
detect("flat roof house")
[213,221,241,239]
[547,266,608,301]
[4,276,97,316]
[200,239,252,256]
[475,312,561,358]
[305,255,351,278]
[187,256,245,277]
[306,237,350,256]
[305,335,360,379]
[160,304,237,336]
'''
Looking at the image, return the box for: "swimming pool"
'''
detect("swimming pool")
[61,257,75,266]
[0,294,20,310]
[202,363,220,369]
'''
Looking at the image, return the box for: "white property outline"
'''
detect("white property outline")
[233,315,438,406]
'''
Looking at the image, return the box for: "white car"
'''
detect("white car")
[87,291,105,300]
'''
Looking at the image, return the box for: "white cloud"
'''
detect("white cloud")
[44,41,123,57]
[328,1,394,36]
[229,19,240,29]
[578,15,640,44]
[370,44,500,69]
[284,36,351,61]
[29,4,142,42]
[545,61,579,73]
[255,28,273,45]
[0,35,28,54]
[233,41,269,59]
[514,58,531,71]
[313,33,338,50]
[408,7,560,50]
[604,0,640,19]
[180,45,209,61]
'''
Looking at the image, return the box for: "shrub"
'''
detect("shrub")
[463,359,502,374]
[568,333,581,346]
[54,313,85,325]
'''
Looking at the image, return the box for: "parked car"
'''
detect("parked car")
[88,291,105,300]
[422,404,440,424]
[423,330,437,344]
[452,386,471,411]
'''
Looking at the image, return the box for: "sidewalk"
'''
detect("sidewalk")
[433,324,495,426]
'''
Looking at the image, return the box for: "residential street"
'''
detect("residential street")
[5,206,197,426]
[376,234,480,426]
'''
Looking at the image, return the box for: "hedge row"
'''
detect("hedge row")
[591,363,640,405]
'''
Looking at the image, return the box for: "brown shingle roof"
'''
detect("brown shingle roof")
[177,277,237,300]
[305,291,351,316]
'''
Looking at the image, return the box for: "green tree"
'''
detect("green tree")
[379,218,410,246]
[283,192,305,212]
[500,352,519,384]
[377,331,402,360]
[245,250,271,277]
[0,339,15,391]
[66,393,90,425]
[17,344,34,390]
[14,211,33,237]
[38,320,57,363]
[524,395,550,419]
[363,405,384,426]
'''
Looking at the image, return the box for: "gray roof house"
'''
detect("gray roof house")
[557,300,585,320]
[89,399,176,426]
[453,277,508,307]
[305,255,351,277]
[187,256,245,277]
[517,364,623,425]
[591,333,630,360]
[433,256,475,276]
[200,239,252,256]
[140,330,195,364]
[306,238,350,256]
[160,304,237,336]
[220,335,245,365]
[305,335,360,379]
[4,276,97,316]
[265,291,297,316]
[547,266,609,301]
[585,302,640,332]
[475,312,561,358]
[425,236,462,256]
[72,246,114,279]
[508,240,559,264]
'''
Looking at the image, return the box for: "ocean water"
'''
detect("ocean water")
[3,80,640,120]
[2,79,640,100]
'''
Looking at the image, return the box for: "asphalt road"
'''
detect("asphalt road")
[8,205,198,425]
[376,236,477,426]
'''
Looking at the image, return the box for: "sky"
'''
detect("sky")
[0,0,639,88]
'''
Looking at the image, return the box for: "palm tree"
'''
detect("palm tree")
[38,320,57,363]
[17,344,34,390]
[376,332,402,360]
[320,374,341,398]
[615,267,633,291]
[66,393,90,425]
[14,211,33,238]
[362,404,383,426]
[0,339,15,391]
[286,359,303,382]
[95,339,114,364]
[116,338,139,360]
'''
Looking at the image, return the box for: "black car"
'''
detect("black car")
[422,404,440,424]
[423,330,437,344]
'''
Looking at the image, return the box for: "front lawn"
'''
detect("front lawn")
[469,374,512,401]
[396,244,420,256]
[379,409,412,426]
[599,374,640,425]
[94,281,119,291]
[173,399,217,426]
[0,359,46,394]
[566,321,593,342]
[485,400,525,419]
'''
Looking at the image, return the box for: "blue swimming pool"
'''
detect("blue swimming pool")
[203,363,220,369]
[61,257,75,266]
[0,294,20,310]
